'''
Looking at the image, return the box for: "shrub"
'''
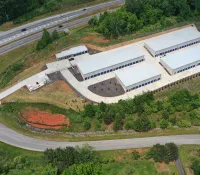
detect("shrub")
[162,110,169,120]
[113,113,123,132]
[177,120,191,128]
[132,150,140,160]
[133,116,151,132]
[160,119,169,129]
[83,121,91,131]
[124,121,134,130]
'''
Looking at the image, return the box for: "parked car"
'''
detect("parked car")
[21,28,27,32]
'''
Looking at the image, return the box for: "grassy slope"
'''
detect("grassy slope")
[0,142,44,175]
[0,0,113,31]
[1,113,200,142]
[179,145,200,175]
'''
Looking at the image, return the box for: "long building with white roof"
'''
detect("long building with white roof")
[160,44,200,75]
[115,63,161,92]
[144,26,200,57]
[55,45,88,61]
[76,45,145,80]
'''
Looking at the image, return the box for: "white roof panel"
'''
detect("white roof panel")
[77,45,144,75]
[145,26,200,52]
[115,63,161,87]
[161,44,200,70]
[56,45,88,58]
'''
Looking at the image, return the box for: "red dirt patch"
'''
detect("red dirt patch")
[82,36,110,44]
[22,108,70,129]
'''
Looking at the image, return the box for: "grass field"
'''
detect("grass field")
[3,80,85,111]
[179,145,200,175]
[99,149,178,175]
[0,0,114,31]
[0,141,178,175]
[0,142,44,175]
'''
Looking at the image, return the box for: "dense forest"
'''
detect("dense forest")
[89,0,200,38]
[0,0,96,25]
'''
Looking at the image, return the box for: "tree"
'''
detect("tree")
[132,150,140,160]
[83,104,96,118]
[51,30,59,40]
[99,102,107,112]
[75,144,95,163]
[62,163,102,175]
[113,113,123,132]
[124,121,134,130]
[191,158,200,175]
[83,120,91,131]
[88,16,98,26]
[165,143,179,162]
[146,144,167,162]
[160,119,169,129]
[36,29,52,50]
[133,116,151,132]
[41,165,58,175]
[146,143,179,163]
[162,110,169,120]
[44,147,78,173]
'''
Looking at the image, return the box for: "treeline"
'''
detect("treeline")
[36,29,60,50]
[81,89,200,132]
[0,0,96,25]
[88,0,200,38]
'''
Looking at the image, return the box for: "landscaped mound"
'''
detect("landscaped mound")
[21,108,70,129]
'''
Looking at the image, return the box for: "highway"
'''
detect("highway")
[0,16,92,55]
[0,0,124,47]
[0,123,200,151]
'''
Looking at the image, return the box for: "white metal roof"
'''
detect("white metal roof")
[115,63,161,87]
[56,45,88,59]
[145,26,200,52]
[77,45,144,75]
[161,44,200,70]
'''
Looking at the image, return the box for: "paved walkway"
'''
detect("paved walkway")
[0,69,55,100]
[0,123,200,151]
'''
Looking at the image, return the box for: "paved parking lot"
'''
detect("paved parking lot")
[88,78,125,97]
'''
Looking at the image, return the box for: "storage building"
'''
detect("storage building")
[160,44,200,75]
[144,26,200,57]
[115,63,161,92]
[55,45,88,61]
[76,45,145,80]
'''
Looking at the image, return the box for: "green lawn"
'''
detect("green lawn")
[179,145,200,175]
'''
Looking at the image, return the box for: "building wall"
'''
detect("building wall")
[160,59,174,75]
[145,38,200,57]
[161,59,200,75]
[56,49,88,61]
[80,56,145,80]
[116,74,161,92]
